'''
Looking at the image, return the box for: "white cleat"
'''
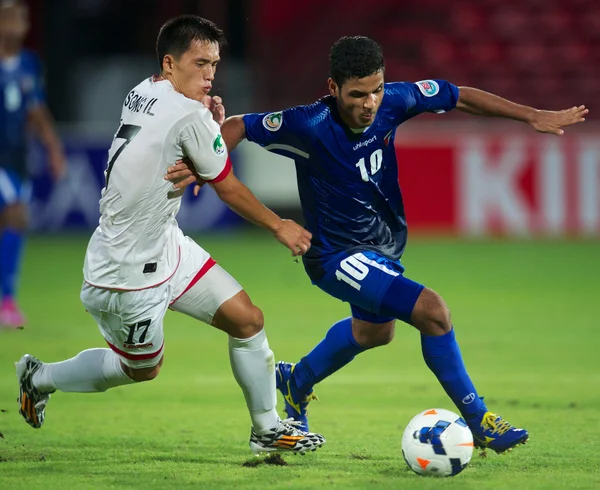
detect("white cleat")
[16,354,52,429]
[249,418,326,455]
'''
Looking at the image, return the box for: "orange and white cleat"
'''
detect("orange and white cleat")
[16,354,52,428]
[249,418,325,455]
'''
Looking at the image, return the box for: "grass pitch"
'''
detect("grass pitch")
[0,234,599,489]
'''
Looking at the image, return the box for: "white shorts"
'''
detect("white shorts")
[80,235,243,368]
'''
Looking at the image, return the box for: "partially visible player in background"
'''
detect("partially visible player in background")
[15,15,325,455]
[0,0,65,329]
[166,36,587,454]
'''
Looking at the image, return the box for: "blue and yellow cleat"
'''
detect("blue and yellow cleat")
[275,361,318,432]
[469,412,529,454]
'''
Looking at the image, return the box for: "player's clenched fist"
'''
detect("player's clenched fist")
[201,95,225,126]
[272,219,312,257]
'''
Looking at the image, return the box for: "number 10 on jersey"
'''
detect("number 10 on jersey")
[355,149,383,182]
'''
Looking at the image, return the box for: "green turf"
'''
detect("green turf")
[1,234,599,489]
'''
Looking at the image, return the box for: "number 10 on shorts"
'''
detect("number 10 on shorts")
[335,253,399,291]
[335,255,370,290]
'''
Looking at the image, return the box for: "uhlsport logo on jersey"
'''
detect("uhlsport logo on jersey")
[213,134,225,155]
[415,80,440,97]
[263,112,283,132]
[353,135,377,151]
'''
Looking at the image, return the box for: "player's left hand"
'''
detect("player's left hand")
[272,219,313,257]
[49,148,67,181]
[201,95,225,126]
[529,105,588,136]
[165,159,205,196]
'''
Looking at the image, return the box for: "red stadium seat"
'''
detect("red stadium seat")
[251,0,597,118]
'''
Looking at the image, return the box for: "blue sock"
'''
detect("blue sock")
[292,317,366,395]
[0,228,25,299]
[421,328,487,422]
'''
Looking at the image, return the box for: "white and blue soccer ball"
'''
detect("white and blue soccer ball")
[401,408,474,477]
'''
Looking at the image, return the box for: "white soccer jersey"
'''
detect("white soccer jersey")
[83,77,230,290]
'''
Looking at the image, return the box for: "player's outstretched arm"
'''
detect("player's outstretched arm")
[456,87,588,136]
[211,171,312,256]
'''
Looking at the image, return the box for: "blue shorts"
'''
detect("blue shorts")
[313,250,425,324]
[0,168,31,211]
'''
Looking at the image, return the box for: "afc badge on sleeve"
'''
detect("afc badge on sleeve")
[262,112,283,132]
[415,80,440,97]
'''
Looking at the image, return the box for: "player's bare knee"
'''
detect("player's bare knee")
[412,289,452,335]
[353,319,395,348]
[227,304,264,339]
[239,305,264,338]
[212,291,264,338]
[422,307,451,335]
[122,359,162,382]
[252,306,264,330]
[436,299,452,333]
[374,323,395,346]
[127,365,161,382]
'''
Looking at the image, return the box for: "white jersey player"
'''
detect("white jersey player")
[16,15,325,455]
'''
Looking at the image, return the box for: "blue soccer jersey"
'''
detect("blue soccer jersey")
[243,80,458,281]
[0,50,45,177]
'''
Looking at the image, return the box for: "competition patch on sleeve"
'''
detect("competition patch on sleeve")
[262,111,283,131]
[212,133,225,155]
[415,80,440,97]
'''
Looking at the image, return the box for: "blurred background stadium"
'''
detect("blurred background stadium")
[18,0,600,236]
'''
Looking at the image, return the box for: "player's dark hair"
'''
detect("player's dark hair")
[329,36,384,86]
[156,15,226,71]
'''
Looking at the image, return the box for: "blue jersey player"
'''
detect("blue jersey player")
[167,36,587,453]
[0,0,65,328]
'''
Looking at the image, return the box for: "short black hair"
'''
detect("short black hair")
[156,15,226,72]
[329,36,384,87]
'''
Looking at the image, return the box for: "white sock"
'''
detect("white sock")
[32,348,135,393]
[228,329,279,433]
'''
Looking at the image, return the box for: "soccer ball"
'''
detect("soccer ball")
[401,408,474,477]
